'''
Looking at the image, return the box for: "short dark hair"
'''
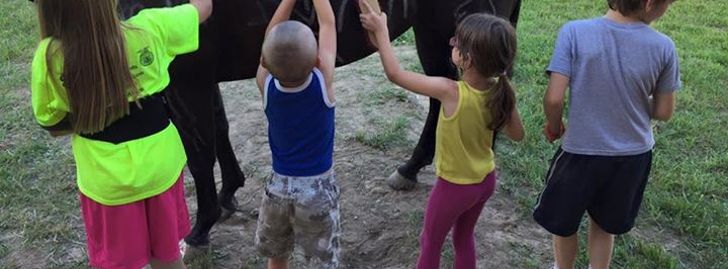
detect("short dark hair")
[607,0,670,15]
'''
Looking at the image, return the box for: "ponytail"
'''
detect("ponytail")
[486,73,516,131]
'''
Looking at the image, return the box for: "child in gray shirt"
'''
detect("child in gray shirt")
[533,1,680,269]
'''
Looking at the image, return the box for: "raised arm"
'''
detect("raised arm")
[543,72,569,142]
[190,0,213,23]
[313,0,337,94]
[256,0,298,93]
[359,4,457,102]
[266,0,297,35]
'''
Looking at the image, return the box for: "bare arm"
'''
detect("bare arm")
[543,72,569,142]
[190,0,213,23]
[265,0,297,35]
[360,6,457,103]
[651,92,675,121]
[256,57,268,96]
[503,108,525,141]
[256,0,298,93]
[313,0,337,97]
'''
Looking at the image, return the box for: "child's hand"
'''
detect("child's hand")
[359,0,389,40]
[543,122,565,143]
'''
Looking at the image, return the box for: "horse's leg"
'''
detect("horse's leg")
[387,20,458,190]
[212,86,245,218]
[166,82,221,247]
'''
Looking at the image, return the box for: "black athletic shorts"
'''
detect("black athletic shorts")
[533,148,653,236]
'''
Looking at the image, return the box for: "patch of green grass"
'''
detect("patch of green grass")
[57,258,89,269]
[354,116,411,150]
[394,29,415,46]
[404,58,425,74]
[0,0,36,91]
[364,85,409,105]
[185,247,227,269]
[242,254,266,269]
[0,263,20,269]
[507,241,542,268]
[0,0,84,266]
[612,235,679,269]
[0,242,8,262]
[397,209,424,262]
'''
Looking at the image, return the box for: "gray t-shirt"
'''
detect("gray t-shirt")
[547,17,681,156]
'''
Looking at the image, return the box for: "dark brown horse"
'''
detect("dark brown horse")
[118,0,521,247]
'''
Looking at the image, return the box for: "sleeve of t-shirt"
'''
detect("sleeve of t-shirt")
[30,40,68,127]
[656,40,681,93]
[130,4,200,57]
[546,23,573,77]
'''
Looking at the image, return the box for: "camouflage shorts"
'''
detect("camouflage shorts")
[255,170,340,268]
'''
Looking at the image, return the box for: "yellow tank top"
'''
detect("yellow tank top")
[435,81,495,185]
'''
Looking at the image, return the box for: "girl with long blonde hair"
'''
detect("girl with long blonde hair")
[30,0,211,268]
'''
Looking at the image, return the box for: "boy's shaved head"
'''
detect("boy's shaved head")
[262,21,318,83]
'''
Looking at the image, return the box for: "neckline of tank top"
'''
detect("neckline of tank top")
[275,73,314,93]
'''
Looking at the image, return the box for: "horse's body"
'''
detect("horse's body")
[118,0,521,246]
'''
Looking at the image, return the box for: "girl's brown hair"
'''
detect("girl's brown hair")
[454,13,517,131]
[37,0,138,134]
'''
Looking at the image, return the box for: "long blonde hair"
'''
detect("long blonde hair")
[37,0,139,134]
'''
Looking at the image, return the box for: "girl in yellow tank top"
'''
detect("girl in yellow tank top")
[361,8,524,269]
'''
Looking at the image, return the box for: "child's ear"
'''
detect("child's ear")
[462,54,473,70]
[644,0,655,13]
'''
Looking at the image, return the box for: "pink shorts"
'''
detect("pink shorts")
[80,174,190,269]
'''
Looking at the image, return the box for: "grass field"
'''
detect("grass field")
[1,0,726,268]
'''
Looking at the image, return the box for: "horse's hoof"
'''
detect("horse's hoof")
[219,205,235,222]
[218,191,239,222]
[386,170,416,191]
[219,189,240,210]
[184,228,211,247]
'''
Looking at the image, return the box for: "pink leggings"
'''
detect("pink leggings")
[416,172,496,269]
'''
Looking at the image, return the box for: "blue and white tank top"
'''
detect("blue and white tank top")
[264,68,335,176]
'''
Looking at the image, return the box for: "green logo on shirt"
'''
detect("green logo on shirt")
[139,47,154,66]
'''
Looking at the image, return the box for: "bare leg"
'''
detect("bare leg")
[553,233,578,269]
[587,218,614,269]
[267,257,289,269]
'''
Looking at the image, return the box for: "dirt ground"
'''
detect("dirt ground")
[182,47,553,269]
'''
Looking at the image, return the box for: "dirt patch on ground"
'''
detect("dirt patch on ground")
[184,47,552,268]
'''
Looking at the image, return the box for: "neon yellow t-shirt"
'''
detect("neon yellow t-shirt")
[435,81,496,185]
[30,4,199,205]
